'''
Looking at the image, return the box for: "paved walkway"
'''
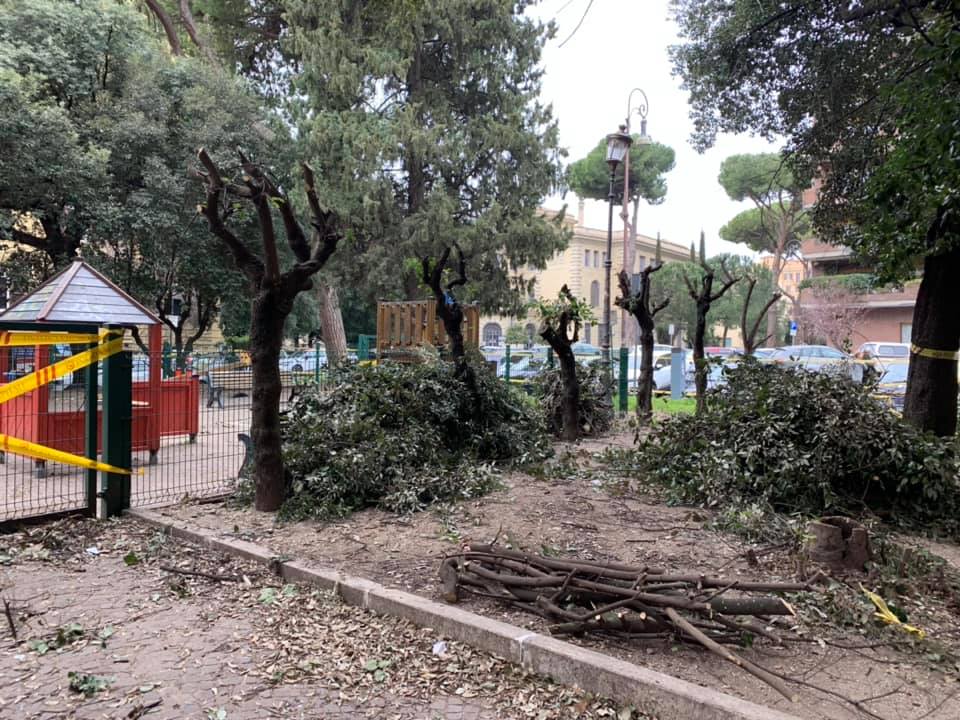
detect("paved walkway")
[0,518,623,719]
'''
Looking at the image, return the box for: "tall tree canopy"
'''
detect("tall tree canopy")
[717,154,807,346]
[568,139,676,208]
[671,0,960,435]
[284,0,569,314]
[0,0,274,356]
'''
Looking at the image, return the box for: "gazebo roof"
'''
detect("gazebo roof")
[0,260,160,326]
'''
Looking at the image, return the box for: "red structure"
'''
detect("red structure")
[0,261,199,466]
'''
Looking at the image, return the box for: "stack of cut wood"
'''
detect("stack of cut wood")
[441,544,816,702]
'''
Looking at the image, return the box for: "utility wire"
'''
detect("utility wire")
[558,0,595,48]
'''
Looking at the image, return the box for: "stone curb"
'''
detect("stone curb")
[128,508,802,720]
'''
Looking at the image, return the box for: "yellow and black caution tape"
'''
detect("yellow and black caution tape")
[0,332,133,474]
[0,434,137,475]
[0,330,103,347]
[910,344,959,361]
[0,336,123,406]
[861,585,926,639]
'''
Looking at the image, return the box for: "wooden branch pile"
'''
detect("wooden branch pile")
[441,544,816,702]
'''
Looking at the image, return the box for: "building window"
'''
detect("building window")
[590,280,600,307]
[900,323,912,344]
[482,322,502,346]
[637,256,646,271]
[583,323,591,343]
[593,250,599,267]
[584,249,590,267]
[601,252,607,265]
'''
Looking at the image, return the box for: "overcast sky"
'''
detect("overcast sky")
[532,0,781,257]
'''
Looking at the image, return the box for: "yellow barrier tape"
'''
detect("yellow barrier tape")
[0,337,123,406]
[911,344,959,361]
[861,585,926,639]
[0,330,103,347]
[0,434,135,475]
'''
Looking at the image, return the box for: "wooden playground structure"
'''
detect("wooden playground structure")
[375,299,480,359]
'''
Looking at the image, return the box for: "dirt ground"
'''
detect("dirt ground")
[0,517,639,719]
[152,432,960,720]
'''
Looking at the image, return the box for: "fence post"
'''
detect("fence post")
[504,344,511,382]
[101,333,132,518]
[547,347,554,369]
[84,339,99,517]
[314,344,321,386]
[618,347,629,413]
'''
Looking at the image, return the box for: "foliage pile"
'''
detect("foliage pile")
[613,361,960,537]
[279,360,550,519]
[535,362,613,438]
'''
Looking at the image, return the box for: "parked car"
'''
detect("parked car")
[855,342,910,361]
[278,349,327,372]
[770,345,864,383]
[751,348,776,360]
[874,361,909,411]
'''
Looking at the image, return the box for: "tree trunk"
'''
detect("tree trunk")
[693,297,708,415]
[557,345,579,441]
[249,288,290,512]
[317,281,348,365]
[766,248,783,348]
[637,322,655,422]
[173,325,186,372]
[903,245,960,436]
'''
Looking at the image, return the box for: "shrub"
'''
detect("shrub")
[613,360,960,537]
[535,361,614,438]
[279,359,551,520]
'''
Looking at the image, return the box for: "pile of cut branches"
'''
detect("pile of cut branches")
[442,544,816,702]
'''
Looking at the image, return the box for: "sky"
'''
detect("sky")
[532,0,781,257]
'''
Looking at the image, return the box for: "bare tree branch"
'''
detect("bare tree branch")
[238,150,311,263]
[178,0,217,61]
[144,0,182,55]
[195,148,265,283]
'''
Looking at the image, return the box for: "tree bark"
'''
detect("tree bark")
[557,344,579,441]
[692,293,709,414]
[616,267,667,425]
[317,281,348,365]
[144,0,182,55]
[903,244,960,436]
[766,246,783,347]
[249,288,289,511]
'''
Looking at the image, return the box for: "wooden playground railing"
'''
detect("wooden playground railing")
[376,300,479,359]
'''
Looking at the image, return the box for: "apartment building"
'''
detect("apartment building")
[479,203,689,348]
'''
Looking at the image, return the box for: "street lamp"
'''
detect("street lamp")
[603,126,632,377]
[620,89,652,349]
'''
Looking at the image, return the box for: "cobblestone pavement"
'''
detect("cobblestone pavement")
[0,518,628,720]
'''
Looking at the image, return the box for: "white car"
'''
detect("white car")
[855,342,910,361]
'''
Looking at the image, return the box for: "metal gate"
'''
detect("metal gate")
[0,321,133,525]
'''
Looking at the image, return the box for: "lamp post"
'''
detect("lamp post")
[620,89,652,350]
[603,127,632,379]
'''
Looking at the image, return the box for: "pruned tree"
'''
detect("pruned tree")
[194,148,342,512]
[615,240,669,424]
[422,243,469,372]
[537,286,593,442]
[739,272,782,355]
[683,233,739,414]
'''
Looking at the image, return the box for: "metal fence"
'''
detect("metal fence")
[1,336,626,525]
[0,342,328,524]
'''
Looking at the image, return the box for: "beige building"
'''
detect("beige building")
[479,202,689,348]
[760,255,806,303]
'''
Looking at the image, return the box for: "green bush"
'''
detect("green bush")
[534,361,614,438]
[613,360,960,537]
[279,359,551,520]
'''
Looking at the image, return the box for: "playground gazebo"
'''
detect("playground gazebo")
[0,260,199,466]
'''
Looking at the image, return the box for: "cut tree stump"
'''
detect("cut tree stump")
[806,516,871,571]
